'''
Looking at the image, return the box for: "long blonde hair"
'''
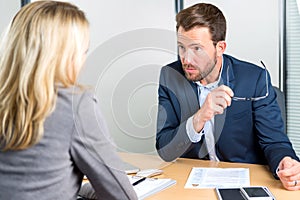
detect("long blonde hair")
[0,1,89,150]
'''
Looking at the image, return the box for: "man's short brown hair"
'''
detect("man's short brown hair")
[176,3,226,46]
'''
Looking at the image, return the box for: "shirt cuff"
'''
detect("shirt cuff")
[186,116,204,143]
[273,166,280,179]
[276,166,280,176]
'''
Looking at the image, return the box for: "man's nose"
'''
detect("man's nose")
[182,50,193,65]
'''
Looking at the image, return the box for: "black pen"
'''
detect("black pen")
[132,177,146,186]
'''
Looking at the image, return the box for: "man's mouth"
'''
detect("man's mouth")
[184,66,197,73]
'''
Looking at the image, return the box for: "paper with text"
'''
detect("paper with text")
[184,167,250,189]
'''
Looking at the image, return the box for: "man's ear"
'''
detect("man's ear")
[216,41,226,57]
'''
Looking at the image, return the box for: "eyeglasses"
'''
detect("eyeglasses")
[227,61,269,101]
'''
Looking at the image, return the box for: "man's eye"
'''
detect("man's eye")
[178,45,186,52]
[194,46,202,51]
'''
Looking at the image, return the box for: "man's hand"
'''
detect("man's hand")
[192,85,233,132]
[277,156,300,191]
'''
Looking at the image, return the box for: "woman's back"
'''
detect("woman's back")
[0,88,87,199]
[0,87,137,199]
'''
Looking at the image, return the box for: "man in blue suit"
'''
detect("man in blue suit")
[156,3,300,190]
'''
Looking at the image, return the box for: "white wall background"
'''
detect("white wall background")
[74,0,177,154]
[0,0,20,36]
[0,0,282,155]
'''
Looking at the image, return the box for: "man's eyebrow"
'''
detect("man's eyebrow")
[177,41,203,48]
[189,43,202,47]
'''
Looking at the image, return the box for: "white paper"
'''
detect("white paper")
[184,167,250,189]
[128,175,176,199]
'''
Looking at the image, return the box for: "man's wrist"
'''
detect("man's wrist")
[186,117,203,142]
[192,114,205,133]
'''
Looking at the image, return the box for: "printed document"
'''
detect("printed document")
[184,167,250,189]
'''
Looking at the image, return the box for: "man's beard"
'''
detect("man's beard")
[183,54,217,82]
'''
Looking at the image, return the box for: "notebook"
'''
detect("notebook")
[128,175,176,199]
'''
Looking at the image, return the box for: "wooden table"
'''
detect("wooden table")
[119,152,300,200]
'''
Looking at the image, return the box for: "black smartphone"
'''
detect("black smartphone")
[216,188,246,200]
[216,187,275,200]
[241,186,275,200]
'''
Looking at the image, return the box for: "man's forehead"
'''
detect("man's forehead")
[177,26,210,35]
[177,26,211,44]
[177,34,206,47]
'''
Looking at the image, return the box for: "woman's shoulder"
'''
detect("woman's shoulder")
[55,86,98,114]
[58,85,96,101]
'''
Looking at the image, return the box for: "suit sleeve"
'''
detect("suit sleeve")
[156,66,205,161]
[253,71,299,178]
[70,91,138,200]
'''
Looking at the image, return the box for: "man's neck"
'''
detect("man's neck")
[200,57,223,86]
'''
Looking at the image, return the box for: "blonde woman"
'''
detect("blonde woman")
[0,1,137,199]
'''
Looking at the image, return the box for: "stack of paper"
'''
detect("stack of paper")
[128,175,176,199]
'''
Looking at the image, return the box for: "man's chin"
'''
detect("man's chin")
[185,74,200,82]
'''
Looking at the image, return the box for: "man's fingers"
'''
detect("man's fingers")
[218,85,234,98]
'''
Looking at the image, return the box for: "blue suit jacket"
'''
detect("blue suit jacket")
[156,54,298,177]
